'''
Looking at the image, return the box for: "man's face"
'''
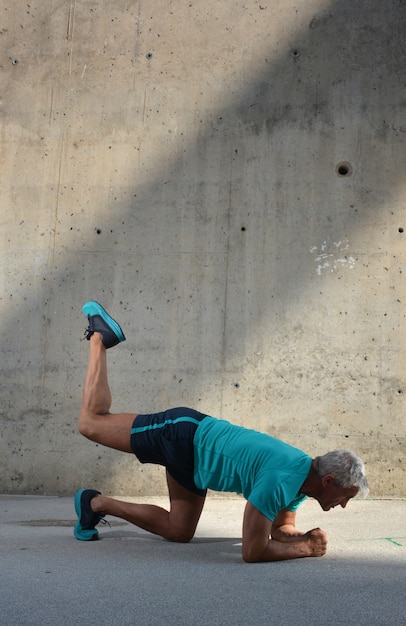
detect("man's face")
[316,476,359,511]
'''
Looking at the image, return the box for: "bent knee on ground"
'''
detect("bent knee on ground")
[166,526,196,543]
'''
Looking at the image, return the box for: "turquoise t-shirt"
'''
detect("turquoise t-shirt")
[193,417,312,521]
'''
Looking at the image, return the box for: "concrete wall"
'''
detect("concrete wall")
[1,0,405,496]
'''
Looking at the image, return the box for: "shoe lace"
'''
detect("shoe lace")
[99,516,111,529]
[81,326,93,342]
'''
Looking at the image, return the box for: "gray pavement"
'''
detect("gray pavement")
[1,495,405,626]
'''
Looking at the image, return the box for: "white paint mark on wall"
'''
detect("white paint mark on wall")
[310,239,355,276]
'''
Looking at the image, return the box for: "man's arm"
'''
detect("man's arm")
[242,501,327,563]
[271,509,307,542]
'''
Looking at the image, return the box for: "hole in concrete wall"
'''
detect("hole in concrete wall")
[336,162,353,177]
[398,227,404,233]
[241,226,246,232]
[146,52,153,59]
[291,49,300,58]
[12,58,19,65]
[95,227,102,234]
[397,388,403,395]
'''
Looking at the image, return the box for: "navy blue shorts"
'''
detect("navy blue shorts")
[130,407,208,497]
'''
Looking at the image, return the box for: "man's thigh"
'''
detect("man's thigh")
[81,411,135,453]
[166,471,206,542]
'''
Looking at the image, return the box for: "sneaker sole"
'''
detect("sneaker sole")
[82,301,125,343]
[74,522,99,541]
[74,488,99,541]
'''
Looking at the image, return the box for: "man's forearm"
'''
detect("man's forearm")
[243,528,327,563]
[246,538,316,562]
[271,524,307,543]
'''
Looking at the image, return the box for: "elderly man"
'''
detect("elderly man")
[74,302,368,562]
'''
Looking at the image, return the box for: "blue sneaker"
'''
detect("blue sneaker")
[73,488,103,541]
[82,301,126,349]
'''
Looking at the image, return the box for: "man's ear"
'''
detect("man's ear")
[321,474,335,487]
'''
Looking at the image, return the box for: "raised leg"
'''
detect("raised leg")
[78,332,135,453]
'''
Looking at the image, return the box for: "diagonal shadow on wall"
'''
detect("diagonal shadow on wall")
[1,0,405,494]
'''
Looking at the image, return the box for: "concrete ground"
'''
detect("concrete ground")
[1,495,405,626]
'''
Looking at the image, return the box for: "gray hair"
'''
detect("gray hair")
[314,450,369,498]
